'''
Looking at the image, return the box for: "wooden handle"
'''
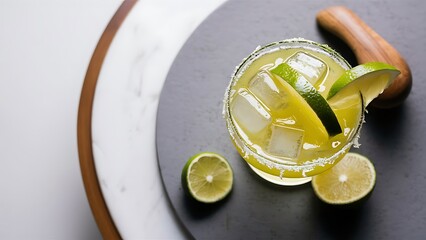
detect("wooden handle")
[317,6,412,108]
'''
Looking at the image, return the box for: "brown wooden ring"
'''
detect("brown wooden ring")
[77,1,137,239]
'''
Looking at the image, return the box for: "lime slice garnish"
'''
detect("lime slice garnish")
[312,152,376,205]
[270,63,342,136]
[327,62,400,106]
[181,152,233,203]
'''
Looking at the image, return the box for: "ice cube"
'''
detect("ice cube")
[286,52,327,85]
[267,124,304,161]
[231,89,271,134]
[248,71,288,110]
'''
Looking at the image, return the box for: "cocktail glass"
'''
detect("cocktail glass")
[224,38,364,186]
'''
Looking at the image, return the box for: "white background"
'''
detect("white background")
[0,1,121,239]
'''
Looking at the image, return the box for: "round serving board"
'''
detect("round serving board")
[157,0,426,239]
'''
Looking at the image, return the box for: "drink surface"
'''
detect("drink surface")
[226,43,363,178]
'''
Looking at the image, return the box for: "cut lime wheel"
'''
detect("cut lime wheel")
[181,152,233,203]
[312,153,376,205]
[327,62,400,106]
[270,63,342,136]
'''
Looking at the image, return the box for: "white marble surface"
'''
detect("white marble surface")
[91,0,226,239]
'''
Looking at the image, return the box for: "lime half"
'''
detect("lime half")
[312,153,376,205]
[327,62,400,106]
[270,63,342,136]
[181,152,233,203]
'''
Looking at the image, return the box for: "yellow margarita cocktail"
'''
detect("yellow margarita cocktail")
[224,39,364,185]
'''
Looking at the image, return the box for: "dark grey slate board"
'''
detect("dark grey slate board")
[156,0,426,239]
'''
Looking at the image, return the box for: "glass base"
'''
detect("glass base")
[249,164,312,186]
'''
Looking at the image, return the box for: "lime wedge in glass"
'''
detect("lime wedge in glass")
[312,152,376,205]
[181,152,233,203]
[327,62,400,106]
[270,63,342,137]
